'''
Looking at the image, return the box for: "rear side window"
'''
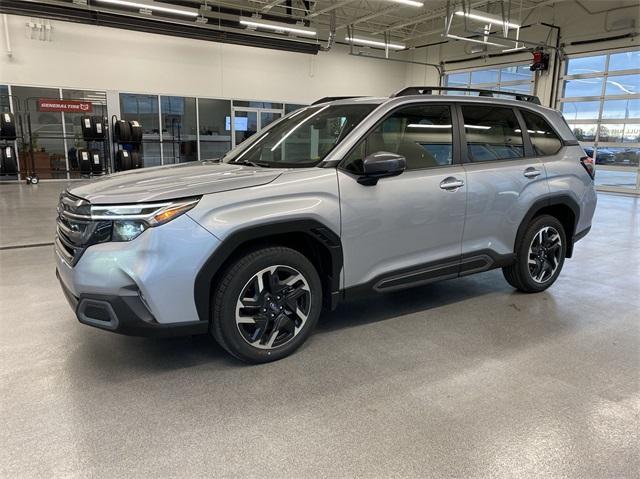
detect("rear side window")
[520,110,563,156]
[461,106,524,162]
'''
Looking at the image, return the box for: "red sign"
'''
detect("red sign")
[38,99,93,113]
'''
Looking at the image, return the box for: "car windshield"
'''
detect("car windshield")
[223,103,377,168]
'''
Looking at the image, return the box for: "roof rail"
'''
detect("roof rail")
[391,86,541,105]
[311,96,362,105]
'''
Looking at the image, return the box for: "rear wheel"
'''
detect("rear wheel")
[211,246,322,363]
[503,215,566,293]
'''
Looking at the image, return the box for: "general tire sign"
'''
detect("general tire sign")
[38,99,93,113]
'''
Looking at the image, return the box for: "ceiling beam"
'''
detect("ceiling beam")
[305,0,355,18]
[261,0,287,12]
[336,4,401,30]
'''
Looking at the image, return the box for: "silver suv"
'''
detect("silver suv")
[55,87,597,363]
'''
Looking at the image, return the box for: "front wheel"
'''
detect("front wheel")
[211,246,322,363]
[503,215,567,293]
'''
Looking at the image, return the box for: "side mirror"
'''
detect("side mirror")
[358,151,406,186]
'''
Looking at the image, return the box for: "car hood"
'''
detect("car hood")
[68,161,286,204]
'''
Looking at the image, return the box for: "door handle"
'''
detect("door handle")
[440,177,465,191]
[524,167,542,179]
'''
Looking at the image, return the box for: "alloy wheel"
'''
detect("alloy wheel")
[527,226,562,283]
[235,265,312,349]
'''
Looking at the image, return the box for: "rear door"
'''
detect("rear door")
[337,102,467,291]
[458,103,550,266]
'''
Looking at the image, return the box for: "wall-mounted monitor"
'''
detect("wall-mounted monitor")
[225,116,249,132]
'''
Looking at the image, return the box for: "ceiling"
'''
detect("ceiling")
[4,0,638,51]
[175,0,560,45]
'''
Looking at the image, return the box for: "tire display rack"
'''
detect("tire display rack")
[111,115,193,170]
[2,96,112,184]
[111,116,144,171]
[0,96,30,183]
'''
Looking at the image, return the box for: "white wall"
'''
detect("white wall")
[0,14,407,104]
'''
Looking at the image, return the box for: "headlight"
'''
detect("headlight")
[90,197,201,242]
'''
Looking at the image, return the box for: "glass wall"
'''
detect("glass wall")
[559,49,640,194]
[198,98,231,160]
[11,86,67,179]
[161,95,197,164]
[0,85,9,113]
[445,64,534,96]
[120,93,161,167]
[285,103,307,114]
[2,85,299,178]
[62,89,108,178]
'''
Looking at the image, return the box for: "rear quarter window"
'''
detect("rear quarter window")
[520,110,563,156]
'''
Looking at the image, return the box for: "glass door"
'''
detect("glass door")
[231,107,283,147]
[260,110,282,129]
[231,108,258,147]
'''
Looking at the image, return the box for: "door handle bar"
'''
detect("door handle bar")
[440,178,464,190]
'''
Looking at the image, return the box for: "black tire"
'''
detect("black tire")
[211,246,322,363]
[131,151,143,169]
[0,112,17,141]
[116,150,132,171]
[90,150,104,175]
[1,146,17,175]
[129,121,143,143]
[114,120,131,143]
[78,149,92,175]
[92,116,106,141]
[80,116,94,141]
[503,214,567,293]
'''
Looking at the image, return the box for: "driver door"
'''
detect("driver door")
[337,102,467,292]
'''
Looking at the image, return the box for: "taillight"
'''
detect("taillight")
[580,156,595,179]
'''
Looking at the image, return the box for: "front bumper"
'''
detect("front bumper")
[55,213,220,336]
[57,270,208,337]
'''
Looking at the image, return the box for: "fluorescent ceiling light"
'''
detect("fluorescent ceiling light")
[96,0,199,17]
[464,124,491,130]
[345,36,406,50]
[454,10,520,29]
[389,0,424,7]
[240,18,317,36]
[407,124,452,128]
[446,33,507,48]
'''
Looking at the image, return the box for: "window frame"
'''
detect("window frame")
[456,103,532,164]
[557,48,640,133]
[444,63,535,97]
[337,101,462,174]
[516,108,565,158]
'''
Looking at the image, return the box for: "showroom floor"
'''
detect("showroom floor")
[1,182,638,478]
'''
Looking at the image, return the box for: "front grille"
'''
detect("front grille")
[55,192,111,266]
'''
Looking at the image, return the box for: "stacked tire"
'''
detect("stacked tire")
[78,148,105,176]
[0,145,17,175]
[116,150,143,171]
[114,119,144,171]
[80,116,106,141]
[114,119,142,144]
[91,150,106,175]
[0,112,17,141]
[78,149,92,176]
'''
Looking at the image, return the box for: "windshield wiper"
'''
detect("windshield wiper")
[232,160,270,168]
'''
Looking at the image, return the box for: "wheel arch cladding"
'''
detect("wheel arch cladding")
[193,219,343,323]
[515,195,579,258]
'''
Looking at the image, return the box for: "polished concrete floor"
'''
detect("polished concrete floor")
[1,183,639,477]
